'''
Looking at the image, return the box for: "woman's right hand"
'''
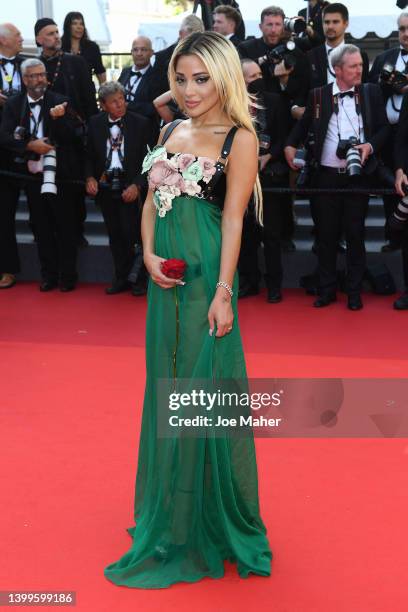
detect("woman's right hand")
[144,252,186,289]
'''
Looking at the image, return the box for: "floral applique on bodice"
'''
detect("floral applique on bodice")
[142,145,219,217]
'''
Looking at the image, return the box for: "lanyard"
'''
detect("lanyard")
[106,123,124,168]
[0,60,15,89]
[27,101,44,137]
[124,72,142,101]
[333,92,362,141]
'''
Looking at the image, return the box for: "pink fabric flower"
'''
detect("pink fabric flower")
[178,153,196,172]
[149,160,182,188]
[197,156,216,179]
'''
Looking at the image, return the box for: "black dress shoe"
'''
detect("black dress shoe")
[347,294,363,311]
[267,288,282,303]
[60,283,76,292]
[238,283,259,298]
[393,292,408,310]
[131,282,147,297]
[105,281,130,295]
[39,280,58,292]
[313,294,336,308]
[381,241,401,253]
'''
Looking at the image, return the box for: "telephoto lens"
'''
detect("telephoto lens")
[346,146,362,177]
[284,17,307,34]
[41,149,57,195]
[388,187,408,231]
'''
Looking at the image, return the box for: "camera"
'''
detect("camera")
[13,127,41,164]
[293,147,307,169]
[100,168,126,195]
[259,133,271,156]
[295,132,316,188]
[380,63,408,93]
[265,40,297,71]
[284,17,307,35]
[388,184,408,231]
[336,136,362,177]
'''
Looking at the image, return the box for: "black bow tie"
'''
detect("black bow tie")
[131,70,142,78]
[29,100,43,108]
[108,120,121,128]
[401,49,408,56]
[339,90,354,98]
[0,57,16,66]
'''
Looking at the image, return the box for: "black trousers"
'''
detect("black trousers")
[97,189,139,283]
[26,182,78,284]
[0,177,20,274]
[262,175,292,289]
[400,227,408,290]
[238,205,261,288]
[313,170,369,296]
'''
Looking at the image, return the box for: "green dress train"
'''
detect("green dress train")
[104,122,272,589]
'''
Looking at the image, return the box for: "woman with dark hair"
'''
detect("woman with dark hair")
[61,11,106,85]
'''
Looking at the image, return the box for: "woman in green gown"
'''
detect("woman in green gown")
[104,31,272,589]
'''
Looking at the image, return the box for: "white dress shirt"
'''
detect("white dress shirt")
[127,64,150,100]
[321,82,366,168]
[0,55,21,93]
[106,116,124,170]
[385,47,408,125]
[325,40,345,85]
[26,94,44,174]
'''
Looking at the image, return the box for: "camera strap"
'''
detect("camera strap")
[105,122,124,169]
[333,91,362,141]
[25,99,44,138]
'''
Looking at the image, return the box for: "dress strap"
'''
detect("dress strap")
[160,119,184,145]
[216,126,238,168]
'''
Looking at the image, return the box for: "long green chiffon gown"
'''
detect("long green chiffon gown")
[104,122,272,589]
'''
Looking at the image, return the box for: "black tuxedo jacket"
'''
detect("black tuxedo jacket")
[228,34,241,48]
[258,91,290,171]
[369,47,405,103]
[0,54,27,124]
[0,89,83,177]
[238,36,310,108]
[118,65,164,121]
[394,93,408,171]
[286,82,391,174]
[85,110,154,191]
[40,51,97,119]
[308,44,370,90]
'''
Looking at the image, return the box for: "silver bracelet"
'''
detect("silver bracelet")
[216,281,233,298]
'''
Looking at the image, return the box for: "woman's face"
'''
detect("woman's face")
[174,54,219,118]
[71,19,85,39]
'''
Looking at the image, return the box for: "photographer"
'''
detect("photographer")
[85,82,153,296]
[391,92,408,309]
[370,12,408,253]
[238,60,291,302]
[285,45,390,311]
[297,1,328,50]
[0,58,82,291]
[0,22,25,289]
[238,6,310,121]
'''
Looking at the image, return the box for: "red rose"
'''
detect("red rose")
[161,258,187,279]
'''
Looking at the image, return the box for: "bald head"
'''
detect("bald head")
[131,36,153,69]
[0,23,23,56]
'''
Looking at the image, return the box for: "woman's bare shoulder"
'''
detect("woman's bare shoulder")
[230,128,257,160]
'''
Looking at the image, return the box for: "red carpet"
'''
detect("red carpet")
[1,284,408,612]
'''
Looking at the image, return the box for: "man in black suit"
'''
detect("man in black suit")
[308,4,369,90]
[35,18,97,249]
[0,58,83,291]
[297,0,329,50]
[238,5,310,118]
[153,15,205,92]
[370,12,408,253]
[391,93,408,309]
[213,5,242,47]
[85,82,153,296]
[238,59,291,303]
[285,45,390,310]
[0,22,25,289]
[118,36,164,134]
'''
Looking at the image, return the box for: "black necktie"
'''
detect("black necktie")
[401,49,408,56]
[131,70,142,78]
[0,57,16,67]
[339,91,354,98]
[29,100,42,108]
[108,120,121,128]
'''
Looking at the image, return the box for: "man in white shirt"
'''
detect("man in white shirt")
[285,44,390,310]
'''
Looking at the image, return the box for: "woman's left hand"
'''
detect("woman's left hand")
[208,292,233,337]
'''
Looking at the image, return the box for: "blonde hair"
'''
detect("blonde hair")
[168,31,263,224]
